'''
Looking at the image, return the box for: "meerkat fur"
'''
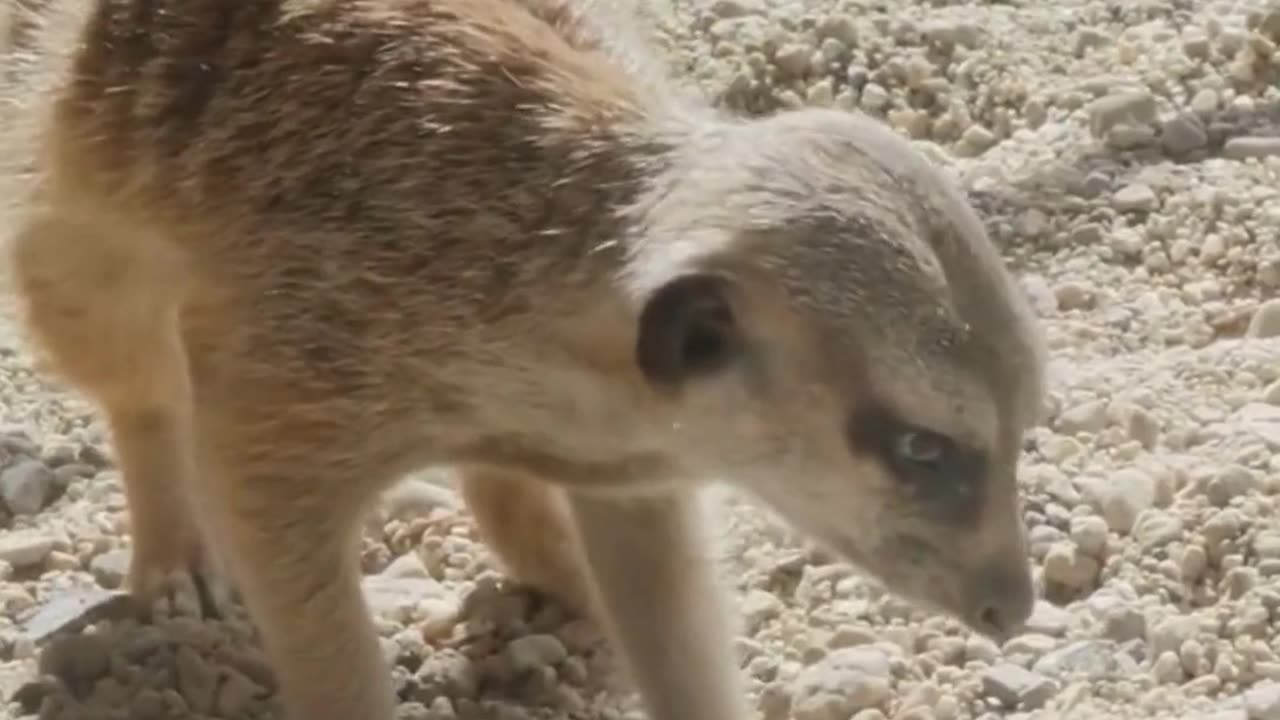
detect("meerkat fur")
[0,2,1048,720]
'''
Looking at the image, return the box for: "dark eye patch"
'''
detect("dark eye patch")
[846,406,987,524]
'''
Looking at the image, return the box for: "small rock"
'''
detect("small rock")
[709,0,764,18]
[1033,640,1122,679]
[1100,602,1146,643]
[382,478,460,518]
[0,529,56,568]
[1204,509,1243,548]
[1019,209,1049,238]
[894,705,935,720]
[89,549,131,589]
[1003,633,1058,659]
[1054,281,1096,311]
[1262,5,1280,39]
[77,444,112,469]
[1070,222,1105,246]
[0,459,57,516]
[1181,544,1208,581]
[981,663,1057,709]
[1180,638,1206,676]
[1161,114,1209,154]
[936,695,960,720]
[0,432,39,459]
[1182,30,1212,59]
[792,647,892,719]
[363,576,450,623]
[1058,399,1108,434]
[1149,615,1198,657]
[827,626,878,649]
[214,668,263,716]
[1133,509,1183,550]
[1107,123,1156,149]
[1113,184,1158,212]
[1246,680,1280,720]
[1247,300,1280,338]
[1084,469,1155,534]
[382,553,433,580]
[773,43,811,79]
[1075,27,1112,56]
[1024,601,1072,636]
[1264,381,1280,405]
[816,14,857,43]
[396,702,433,720]
[1253,531,1280,560]
[860,83,890,111]
[1021,275,1059,316]
[1208,466,1257,507]
[922,19,981,48]
[964,636,1000,664]
[1070,515,1109,557]
[759,682,792,720]
[18,588,134,644]
[1241,402,1280,427]
[1110,227,1144,256]
[1153,651,1185,684]
[1043,542,1098,592]
[1085,90,1156,137]
[793,693,850,720]
[415,650,480,701]
[806,79,835,106]
[1126,407,1160,449]
[506,634,568,673]
[1190,88,1220,115]
[742,589,784,631]
[37,632,111,691]
[961,124,998,154]
[175,645,218,714]
[1224,137,1280,161]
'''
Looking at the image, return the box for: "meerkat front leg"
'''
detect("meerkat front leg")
[105,403,226,615]
[192,435,396,720]
[566,489,751,720]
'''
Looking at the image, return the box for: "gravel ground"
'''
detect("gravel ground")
[2,0,1280,719]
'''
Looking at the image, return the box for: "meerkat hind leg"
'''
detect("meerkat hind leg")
[566,490,751,720]
[10,211,227,618]
[457,466,596,617]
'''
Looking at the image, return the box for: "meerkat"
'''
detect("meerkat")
[0,1,1048,720]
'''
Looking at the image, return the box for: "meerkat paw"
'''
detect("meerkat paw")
[126,540,238,621]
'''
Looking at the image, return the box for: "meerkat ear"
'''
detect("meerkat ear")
[635,273,741,386]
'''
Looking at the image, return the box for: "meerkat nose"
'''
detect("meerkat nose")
[968,560,1035,642]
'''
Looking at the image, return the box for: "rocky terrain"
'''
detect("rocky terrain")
[2,0,1280,719]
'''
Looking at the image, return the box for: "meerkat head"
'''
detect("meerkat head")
[621,107,1047,641]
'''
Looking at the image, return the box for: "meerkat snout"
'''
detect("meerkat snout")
[624,108,1047,641]
[967,544,1036,639]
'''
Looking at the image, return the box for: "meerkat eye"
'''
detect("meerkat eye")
[680,314,732,372]
[892,430,952,468]
[636,274,740,386]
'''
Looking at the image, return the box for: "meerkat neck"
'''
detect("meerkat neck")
[441,110,734,479]
[610,110,744,302]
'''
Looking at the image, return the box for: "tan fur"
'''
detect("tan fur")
[0,2,1048,720]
